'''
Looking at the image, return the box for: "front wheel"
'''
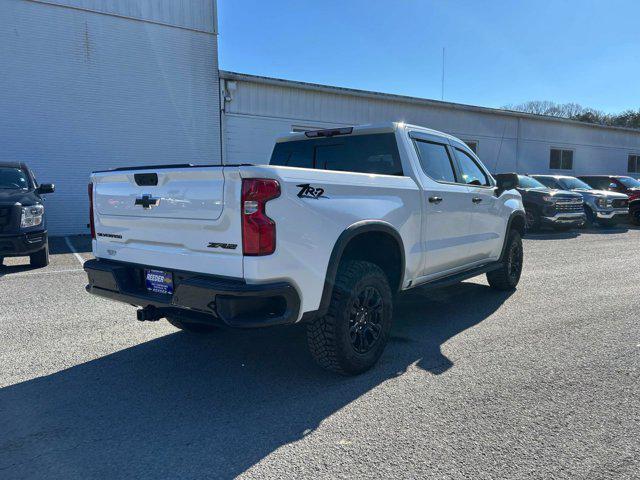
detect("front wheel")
[583,206,596,228]
[30,244,49,268]
[631,210,640,226]
[487,230,523,291]
[306,260,393,375]
[524,209,540,232]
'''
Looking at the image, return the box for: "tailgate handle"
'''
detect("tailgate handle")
[134,173,158,186]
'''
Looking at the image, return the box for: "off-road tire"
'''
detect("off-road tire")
[167,317,217,333]
[306,260,393,375]
[30,244,49,268]
[487,230,523,291]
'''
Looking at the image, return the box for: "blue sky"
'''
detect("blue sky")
[217,0,640,113]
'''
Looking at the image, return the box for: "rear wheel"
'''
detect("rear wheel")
[167,316,217,333]
[306,260,393,375]
[487,230,523,291]
[30,243,49,268]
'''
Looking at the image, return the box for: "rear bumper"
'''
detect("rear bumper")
[0,231,47,257]
[541,211,585,226]
[84,259,301,328]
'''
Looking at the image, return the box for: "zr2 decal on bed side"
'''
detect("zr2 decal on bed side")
[297,184,328,199]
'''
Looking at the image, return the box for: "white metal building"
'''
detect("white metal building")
[1,0,221,235]
[220,71,640,179]
[3,0,640,236]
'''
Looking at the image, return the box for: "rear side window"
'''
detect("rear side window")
[270,133,403,176]
[413,140,457,183]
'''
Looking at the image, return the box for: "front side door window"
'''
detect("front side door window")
[453,146,503,261]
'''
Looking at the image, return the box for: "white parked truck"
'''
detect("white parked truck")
[84,123,526,374]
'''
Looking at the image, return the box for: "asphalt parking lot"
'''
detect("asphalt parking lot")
[1,229,639,479]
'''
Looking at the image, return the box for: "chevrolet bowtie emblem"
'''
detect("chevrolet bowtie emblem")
[134,194,160,209]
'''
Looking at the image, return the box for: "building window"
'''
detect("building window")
[628,154,640,173]
[464,140,478,153]
[550,148,573,170]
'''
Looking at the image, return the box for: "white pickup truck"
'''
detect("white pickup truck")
[84,123,526,374]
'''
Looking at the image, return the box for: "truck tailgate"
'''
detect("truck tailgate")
[91,166,243,278]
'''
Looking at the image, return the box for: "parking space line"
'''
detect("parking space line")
[2,268,84,278]
[65,236,85,266]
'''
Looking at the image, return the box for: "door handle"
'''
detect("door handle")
[472,197,483,204]
[428,196,443,204]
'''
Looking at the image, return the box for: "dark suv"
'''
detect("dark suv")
[578,175,640,225]
[0,162,55,267]
[495,174,584,231]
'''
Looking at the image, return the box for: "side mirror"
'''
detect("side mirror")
[609,182,617,189]
[494,173,518,195]
[37,183,55,194]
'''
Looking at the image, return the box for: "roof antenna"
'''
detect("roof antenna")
[441,47,445,101]
[494,121,508,172]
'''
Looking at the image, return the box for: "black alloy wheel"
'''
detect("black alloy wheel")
[506,238,523,284]
[349,286,384,354]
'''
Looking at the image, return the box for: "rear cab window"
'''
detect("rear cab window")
[270,133,403,176]
[413,140,457,183]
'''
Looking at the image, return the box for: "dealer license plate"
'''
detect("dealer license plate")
[145,269,174,295]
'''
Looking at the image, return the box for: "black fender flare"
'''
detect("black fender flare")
[499,210,526,262]
[315,221,406,317]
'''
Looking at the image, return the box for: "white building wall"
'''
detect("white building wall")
[221,73,640,178]
[1,0,221,235]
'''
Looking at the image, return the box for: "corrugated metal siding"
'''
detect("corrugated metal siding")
[1,0,221,235]
[31,0,217,33]
[223,81,520,172]
[222,77,640,176]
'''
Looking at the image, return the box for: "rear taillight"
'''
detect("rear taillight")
[241,178,280,256]
[88,183,96,239]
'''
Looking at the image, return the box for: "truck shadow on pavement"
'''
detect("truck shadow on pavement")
[0,283,510,479]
